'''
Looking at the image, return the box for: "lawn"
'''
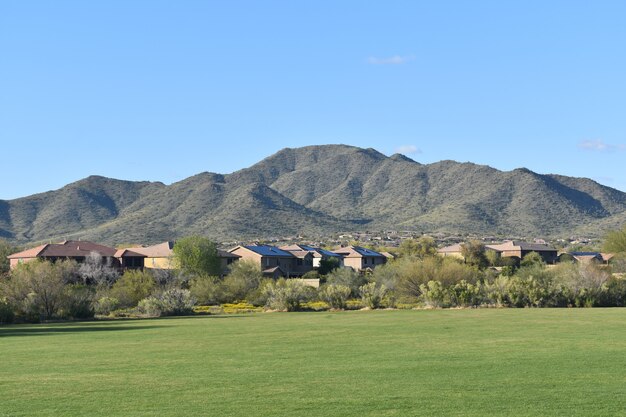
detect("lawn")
[1,309,626,416]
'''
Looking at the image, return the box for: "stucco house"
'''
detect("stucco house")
[128,241,240,273]
[6,240,145,270]
[280,244,343,269]
[332,246,387,271]
[228,245,304,277]
[486,241,558,264]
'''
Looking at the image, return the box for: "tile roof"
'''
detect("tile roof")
[8,241,117,259]
[128,241,175,257]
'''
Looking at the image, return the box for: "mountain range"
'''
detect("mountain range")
[1,145,625,245]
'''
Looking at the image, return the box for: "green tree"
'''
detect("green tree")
[398,236,437,259]
[3,260,78,321]
[109,269,156,308]
[461,240,488,268]
[318,257,340,275]
[173,236,221,277]
[603,225,626,253]
[0,239,19,276]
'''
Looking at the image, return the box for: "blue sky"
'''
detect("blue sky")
[1,0,625,199]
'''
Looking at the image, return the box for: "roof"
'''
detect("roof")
[128,241,175,258]
[281,244,341,258]
[486,241,557,253]
[218,249,240,259]
[332,246,384,258]
[380,251,396,259]
[8,240,117,259]
[234,245,294,257]
[114,249,146,258]
[262,266,285,275]
[437,243,463,253]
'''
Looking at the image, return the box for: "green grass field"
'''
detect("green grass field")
[2,309,626,416]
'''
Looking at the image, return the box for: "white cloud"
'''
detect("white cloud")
[367,55,415,65]
[395,145,422,155]
[578,139,626,152]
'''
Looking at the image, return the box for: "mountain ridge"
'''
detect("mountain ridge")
[1,144,625,244]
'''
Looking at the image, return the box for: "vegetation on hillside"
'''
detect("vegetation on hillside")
[1,145,625,244]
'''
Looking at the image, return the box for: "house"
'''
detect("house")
[6,240,145,270]
[280,244,343,269]
[332,246,387,272]
[128,241,240,273]
[567,252,614,265]
[437,243,465,259]
[438,241,558,264]
[486,241,558,264]
[228,245,301,277]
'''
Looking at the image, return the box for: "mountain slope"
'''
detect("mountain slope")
[1,145,625,244]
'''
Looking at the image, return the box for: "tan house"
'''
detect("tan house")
[228,245,305,277]
[437,243,465,259]
[128,241,240,273]
[567,252,614,265]
[332,246,387,271]
[486,241,558,264]
[280,244,343,269]
[6,240,145,270]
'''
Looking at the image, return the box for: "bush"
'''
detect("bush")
[138,297,164,317]
[325,268,367,296]
[262,279,311,311]
[318,284,351,309]
[60,284,94,319]
[138,288,196,317]
[189,275,223,305]
[419,281,452,308]
[359,282,387,309]
[94,297,120,316]
[0,298,15,324]
[110,270,156,308]
[221,261,263,303]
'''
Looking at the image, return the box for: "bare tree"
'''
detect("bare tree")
[78,251,120,287]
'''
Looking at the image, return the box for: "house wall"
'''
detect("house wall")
[9,257,38,269]
[342,257,364,271]
[143,257,177,270]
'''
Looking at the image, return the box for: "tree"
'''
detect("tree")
[3,260,78,320]
[604,225,626,253]
[318,257,340,275]
[109,269,156,308]
[78,251,120,286]
[221,260,263,302]
[0,239,19,276]
[173,236,221,277]
[398,236,437,259]
[520,252,545,268]
[461,240,488,268]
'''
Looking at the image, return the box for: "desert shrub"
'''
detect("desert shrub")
[0,298,15,324]
[189,275,223,305]
[451,280,484,307]
[158,288,196,315]
[221,261,263,303]
[94,297,120,316]
[419,281,452,308]
[262,279,311,311]
[60,284,94,319]
[109,269,156,308]
[138,297,163,317]
[359,282,387,309]
[318,284,351,309]
[3,260,77,321]
[325,268,367,296]
[138,288,196,317]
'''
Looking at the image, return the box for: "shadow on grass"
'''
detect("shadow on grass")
[0,314,252,337]
[0,323,166,338]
